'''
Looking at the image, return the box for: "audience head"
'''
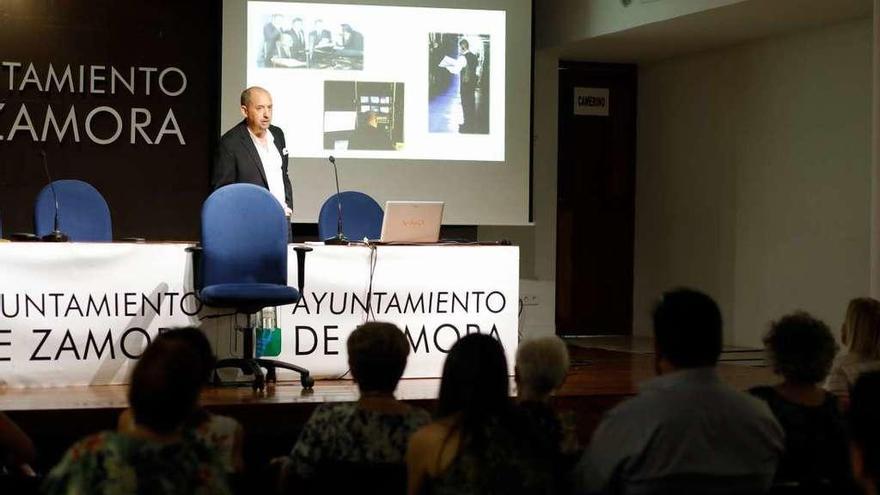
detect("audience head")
[156,327,216,385]
[515,336,569,402]
[128,330,206,435]
[292,17,303,31]
[763,312,837,385]
[347,321,410,394]
[842,298,880,359]
[849,370,880,493]
[459,38,469,51]
[438,333,510,419]
[652,288,722,370]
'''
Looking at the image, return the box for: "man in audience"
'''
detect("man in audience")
[574,288,784,495]
[850,370,880,495]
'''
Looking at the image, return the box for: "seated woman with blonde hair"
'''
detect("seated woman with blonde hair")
[826,298,880,403]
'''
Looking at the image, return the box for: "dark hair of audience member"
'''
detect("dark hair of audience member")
[156,327,216,385]
[127,335,204,435]
[437,333,511,445]
[850,371,880,488]
[764,312,837,384]
[652,288,722,368]
[347,321,410,394]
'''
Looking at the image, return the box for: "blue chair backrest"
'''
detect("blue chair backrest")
[34,180,112,241]
[201,184,288,287]
[318,191,384,241]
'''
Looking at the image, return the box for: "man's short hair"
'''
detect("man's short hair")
[516,336,570,398]
[347,322,410,393]
[240,86,268,107]
[459,38,469,49]
[763,312,837,384]
[850,370,880,484]
[652,288,723,368]
[341,24,353,33]
[292,17,303,25]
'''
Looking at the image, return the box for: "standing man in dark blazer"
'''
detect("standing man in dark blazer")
[213,87,293,221]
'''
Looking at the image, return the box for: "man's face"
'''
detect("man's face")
[314,21,323,31]
[271,15,283,29]
[293,20,303,32]
[241,90,272,132]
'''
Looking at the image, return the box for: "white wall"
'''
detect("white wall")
[634,18,873,346]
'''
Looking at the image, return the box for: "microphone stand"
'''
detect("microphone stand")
[323,155,348,245]
[39,150,69,242]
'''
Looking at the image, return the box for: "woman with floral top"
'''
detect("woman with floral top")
[43,330,231,495]
[281,322,430,493]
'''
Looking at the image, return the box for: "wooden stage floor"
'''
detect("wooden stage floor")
[0,342,776,471]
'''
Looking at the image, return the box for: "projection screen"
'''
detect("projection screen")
[221,0,531,225]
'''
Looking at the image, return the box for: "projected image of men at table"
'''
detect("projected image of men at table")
[257,13,364,70]
[429,33,490,134]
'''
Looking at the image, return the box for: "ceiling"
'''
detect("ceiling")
[555,0,873,63]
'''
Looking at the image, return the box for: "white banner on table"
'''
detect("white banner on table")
[278,245,520,379]
[0,243,200,388]
[0,243,519,387]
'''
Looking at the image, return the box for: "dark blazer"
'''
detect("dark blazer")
[213,120,293,209]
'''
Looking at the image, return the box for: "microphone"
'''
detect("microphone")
[324,155,348,245]
[39,150,68,242]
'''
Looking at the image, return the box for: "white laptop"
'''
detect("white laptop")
[380,201,444,243]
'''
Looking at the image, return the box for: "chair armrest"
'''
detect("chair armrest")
[293,246,312,294]
[185,245,203,292]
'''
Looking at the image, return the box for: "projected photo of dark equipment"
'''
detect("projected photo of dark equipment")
[323,81,404,151]
[428,33,490,134]
[259,14,364,70]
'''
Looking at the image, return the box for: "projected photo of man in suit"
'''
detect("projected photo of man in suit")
[428,33,490,134]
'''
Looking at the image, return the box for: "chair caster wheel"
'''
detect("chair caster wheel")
[266,368,277,384]
[253,375,265,392]
[301,375,315,389]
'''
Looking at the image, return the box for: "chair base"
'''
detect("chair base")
[213,325,315,392]
[214,358,315,391]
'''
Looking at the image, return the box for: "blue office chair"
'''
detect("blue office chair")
[193,183,314,390]
[318,191,384,241]
[34,180,112,241]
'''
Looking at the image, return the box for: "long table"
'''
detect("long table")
[0,243,519,387]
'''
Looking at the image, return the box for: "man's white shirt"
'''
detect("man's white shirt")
[248,128,287,211]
